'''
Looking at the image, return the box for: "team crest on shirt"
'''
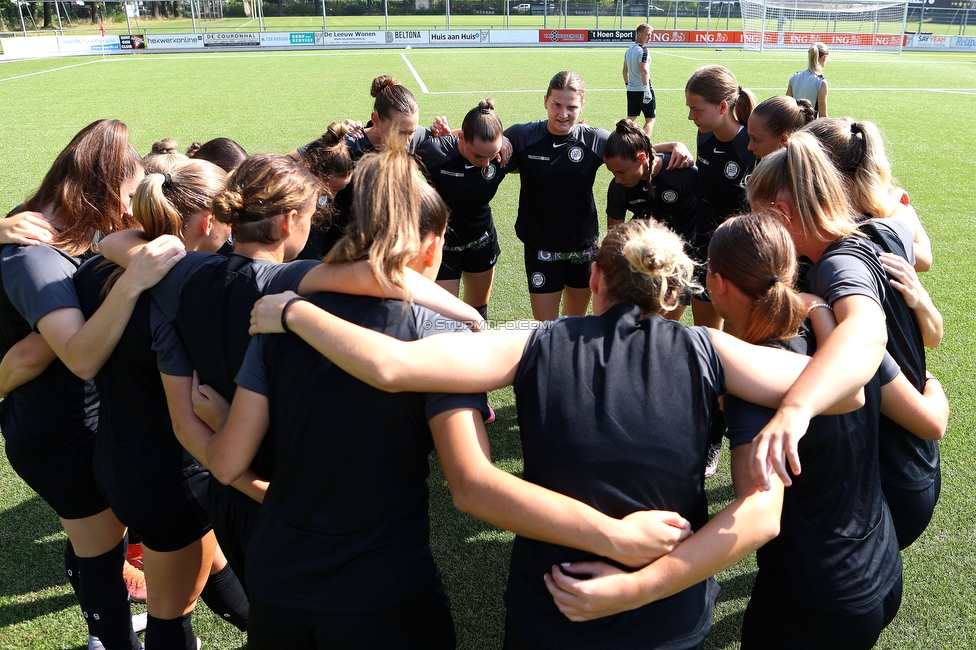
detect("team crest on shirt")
[662,190,678,203]
[724,161,740,179]
[531,272,546,288]
[568,146,584,163]
[483,165,496,181]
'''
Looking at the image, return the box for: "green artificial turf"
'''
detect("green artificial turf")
[0,47,972,648]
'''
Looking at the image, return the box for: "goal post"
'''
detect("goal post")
[740,0,911,52]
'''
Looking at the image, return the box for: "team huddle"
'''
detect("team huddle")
[0,35,948,650]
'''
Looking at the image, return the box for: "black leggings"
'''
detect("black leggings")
[248,583,455,650]
[741,571,903,650]
[883,470,941,550]
[502,615,705,650]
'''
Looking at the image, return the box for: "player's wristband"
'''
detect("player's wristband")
[806,302,833,316]
[281,297,305,334]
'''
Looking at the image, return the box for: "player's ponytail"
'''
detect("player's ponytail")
[213,154,321,244]
[752,95,816,143]
[747,132,857,242]
[708,213,805,345]
[461,99,504,144]
[686,65,754,127]
[604,118,653,162]
[808,42,829,75]
[327,132,446,299]
[370,75,418,121]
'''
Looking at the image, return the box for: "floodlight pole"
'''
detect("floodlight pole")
[18,1,27,35]
[321,0,327,32]
[384,0,389,29]
[125,2,132,34]
[190,0,198,32]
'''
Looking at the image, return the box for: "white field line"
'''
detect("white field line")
[425,86,976,95]
[0,59,103,82]
[401,51,429,94]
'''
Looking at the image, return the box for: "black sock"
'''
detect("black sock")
[199,564,248,632]
[76,538,140,649]
[474,304,489,322]
[64,540,81,595]
[146,612,194,650]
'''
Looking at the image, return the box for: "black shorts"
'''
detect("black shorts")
[741,569,902,650]
[882,470,941,550]
[4,422,110,520]
[209,477,262,593]
[108,469,212,552]
[523,246,592,294]
[436,226,501,282]
[248,576,455,650]
[627,90,657,120]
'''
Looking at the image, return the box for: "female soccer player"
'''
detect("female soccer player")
[744,134,939,556]
[685,64,758,329]
[707,214,904,648]
[202,145,701,649]
[416,99,508,321]
[72,160,253,647]
[504,71,609,321]
[746,95,816,160]
[603,118,697,320]
[0,119,183,649]
[804,117,942,548]
[787,42,830,117]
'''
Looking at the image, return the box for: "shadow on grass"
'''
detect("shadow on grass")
[0,591,78,630]
[0,495,68,600]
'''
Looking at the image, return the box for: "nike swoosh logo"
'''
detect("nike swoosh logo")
[464,164,476,169]
[713,148,725,154]
[553,142,569,148]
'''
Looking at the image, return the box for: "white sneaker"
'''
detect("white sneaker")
[132,611,148,634]
[87,637,104,650]
[704,442,722,478]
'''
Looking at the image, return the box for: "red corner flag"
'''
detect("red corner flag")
[98,19,105,37]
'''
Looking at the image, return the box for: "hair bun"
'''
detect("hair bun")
[371,75,399,97]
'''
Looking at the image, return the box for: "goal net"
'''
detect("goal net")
[741,0,910,52]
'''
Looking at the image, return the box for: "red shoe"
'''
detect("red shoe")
[123,560,147,603]
[484,405,496,424]
[126,542,143,571]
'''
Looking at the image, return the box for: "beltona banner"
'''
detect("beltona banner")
[383,30,430,44]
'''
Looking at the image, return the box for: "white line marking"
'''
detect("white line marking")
[0,59,103,82]
[654,51,699,60]
[401,52,429,94]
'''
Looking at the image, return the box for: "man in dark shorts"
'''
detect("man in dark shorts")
[624,24,656,136]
